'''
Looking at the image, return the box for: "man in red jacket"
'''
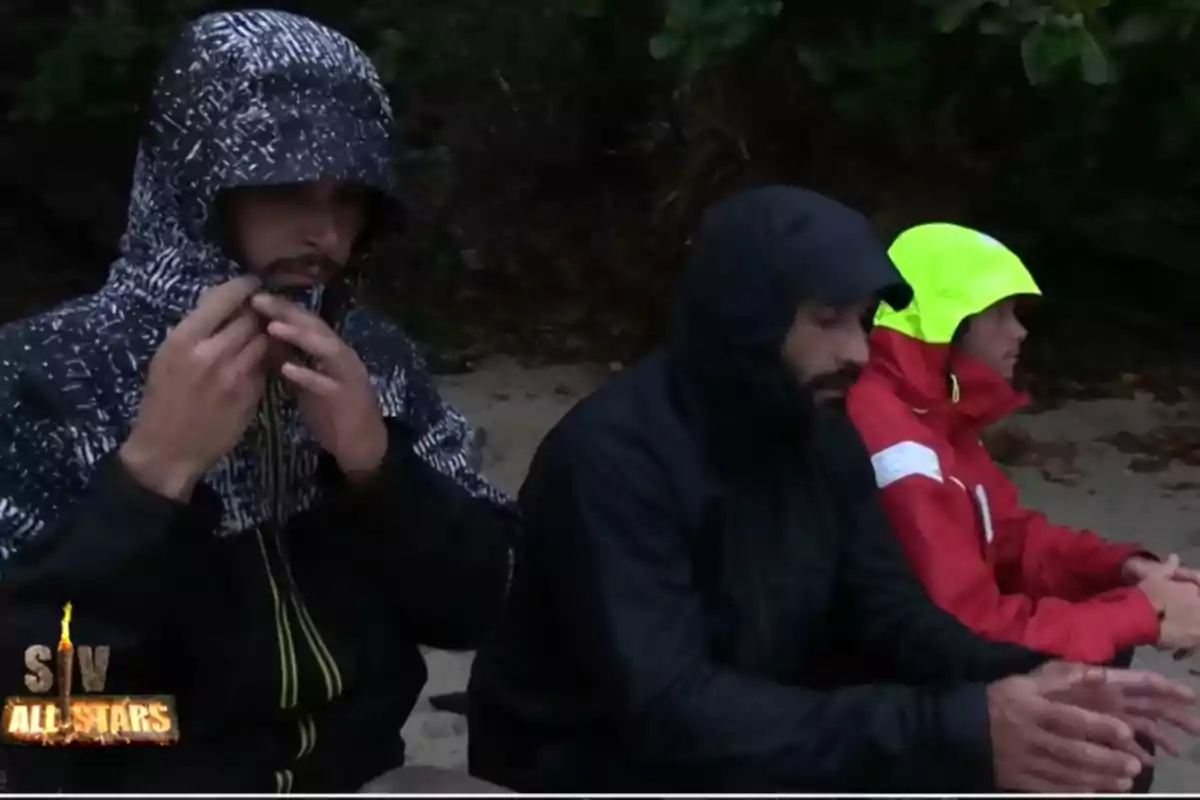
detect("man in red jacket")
[846,223,1200,790]
[847,222,1200,664]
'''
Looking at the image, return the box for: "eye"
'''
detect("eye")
[812,309,841,330]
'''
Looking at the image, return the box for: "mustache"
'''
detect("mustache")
[804,365,863,395]
[260,254,344,289]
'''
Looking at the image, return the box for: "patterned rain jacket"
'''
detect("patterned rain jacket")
[0,10,515,793]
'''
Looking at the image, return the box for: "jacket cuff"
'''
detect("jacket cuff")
[1100,541,1150,585]
[317,422,421,520]
[1113,588,1163,648]
[935,683,999,791]
[98,452,222,543]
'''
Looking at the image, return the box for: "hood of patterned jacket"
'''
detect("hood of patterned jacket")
[0,10,503,560]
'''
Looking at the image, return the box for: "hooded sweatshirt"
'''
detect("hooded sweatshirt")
[846,223,1159,664]
[467,187,1046,794]
[0,10,514,792]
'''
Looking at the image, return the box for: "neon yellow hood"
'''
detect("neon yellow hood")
[874,222,1041,344]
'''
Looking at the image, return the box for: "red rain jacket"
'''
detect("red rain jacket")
[846,328,1159,662]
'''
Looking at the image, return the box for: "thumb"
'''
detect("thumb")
[1035,661,1106,694]
[1151,554,1182,578]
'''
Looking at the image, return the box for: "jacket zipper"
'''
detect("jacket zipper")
[274,768,294,794]
[254,530,298,709]
[260,378,344,773]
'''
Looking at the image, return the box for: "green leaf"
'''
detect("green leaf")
[719,14,756,50]
[1011,3,1051,25]
[1020,23,1078,85]
[1021,27,1052,85]
[1113,12,1166,45]
[1077,28,1113,84]
[934,0,990,33]
[649,31,684,60]
[977,16,1016,35]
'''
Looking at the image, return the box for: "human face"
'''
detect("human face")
[958,297,1027,380]
[780,298,873,408]
[222,177,371,288]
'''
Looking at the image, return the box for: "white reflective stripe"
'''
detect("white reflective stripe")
[870,441,944,489]
[950,476,966,491]
[974,484,996,544]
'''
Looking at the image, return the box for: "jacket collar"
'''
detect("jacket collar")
[863,327,1027,436]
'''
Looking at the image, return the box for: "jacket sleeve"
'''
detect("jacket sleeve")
[865,440,1158,663]
[978,455,1148,600]
[522,425,1002,793]
[831,424,1053,681]
[328,366,516,651]
[0,407,220,791]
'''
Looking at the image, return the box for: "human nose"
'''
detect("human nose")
[843,325,870,369]
[1010,315,1028,344]
[301,198,342,253]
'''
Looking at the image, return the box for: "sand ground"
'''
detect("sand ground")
[403,358,1200,791]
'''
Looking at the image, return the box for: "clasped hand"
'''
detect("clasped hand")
[1126,555,1200,653]
[992,661,1200,793]
[251,292,387,479]
[119,277,386,501]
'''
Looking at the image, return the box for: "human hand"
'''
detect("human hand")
[1037,661,1200,758]
[120,276,268,500]
[988,663,1148,792]
[1125,552,1200,589]
[1138,556,1200,651]
[1124,555,1166,584]
[251,292,387,478]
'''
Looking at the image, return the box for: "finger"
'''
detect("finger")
[1107,669,1196,701]
[1036,661,1102,693]
[1122,714,1180,756]
[280,361,340,397]
[251,292,333,335]
[1023,747,1136,793]
[1037,697,1138,752]
[1151,554,1181,577]
[227,334,269,381]
[1176,568,1200,588]
[175,277,260,341]
[196,311,261,363]
[266,320,343,364]
[1030,716,1143,775]
[1121,696,1200,734]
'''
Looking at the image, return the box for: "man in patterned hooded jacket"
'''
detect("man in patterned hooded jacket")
[0,10,514,793]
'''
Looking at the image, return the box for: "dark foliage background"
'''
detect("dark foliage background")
[1,0,1197,391]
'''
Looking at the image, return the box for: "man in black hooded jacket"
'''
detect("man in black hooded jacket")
[0,11,512,793]
[467,186,1198,793]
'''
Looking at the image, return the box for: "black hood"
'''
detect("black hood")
[667,186,911,677]
[670,185,911,447]
[105,9,399,320]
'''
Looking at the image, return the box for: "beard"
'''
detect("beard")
[801,364,863,411]
[260,253,345,293]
